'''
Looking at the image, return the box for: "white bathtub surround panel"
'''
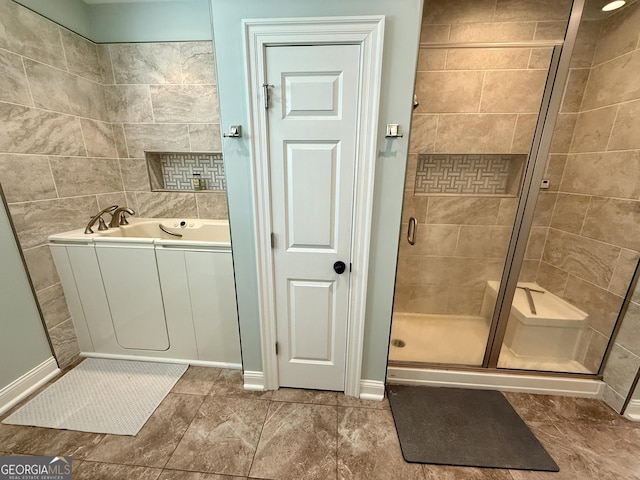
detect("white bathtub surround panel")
[3,358,188,435]
[0,357,59,416]
[387,367,605,398]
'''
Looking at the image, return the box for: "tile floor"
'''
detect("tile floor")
[1,365,640,479]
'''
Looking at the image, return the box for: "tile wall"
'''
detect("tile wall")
[0,0,224,367]
[396,0,571,316]
[532,0,640,405]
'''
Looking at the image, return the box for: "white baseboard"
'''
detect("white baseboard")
[387,367,604,398]
[81,352,242,370]
[0,357,60,415]
[243,371,265,391]
[359,379,385,401]
[624,399,640,422]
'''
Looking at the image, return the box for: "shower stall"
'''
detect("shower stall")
[390,0,640,380]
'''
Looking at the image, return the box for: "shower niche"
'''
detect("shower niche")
[145,151,226,192]
[414,154,526,197]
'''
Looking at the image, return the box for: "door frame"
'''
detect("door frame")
[243,16,385,396]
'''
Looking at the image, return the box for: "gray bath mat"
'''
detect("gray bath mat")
[387,385,559,471]
[3,358,187,436]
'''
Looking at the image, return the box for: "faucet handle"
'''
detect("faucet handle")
[98,217,108,231]
[119,212,130,225]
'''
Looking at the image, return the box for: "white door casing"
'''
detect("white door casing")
[267,44,360,390]
[243,17,385,396]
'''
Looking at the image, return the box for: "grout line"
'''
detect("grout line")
[577,196,593,236]
[47,157,61,200]
[604,104,621,152]
[607,249,624,292]
[20,57,36,108]
[106,45,116,85]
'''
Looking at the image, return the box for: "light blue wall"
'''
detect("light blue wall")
[211,0,423,381]
[0,188,52,391]
[13,0,212,42]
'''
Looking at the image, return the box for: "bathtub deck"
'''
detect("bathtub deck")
[389,313,592,374]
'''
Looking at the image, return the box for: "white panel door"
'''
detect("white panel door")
[266,44,360,391]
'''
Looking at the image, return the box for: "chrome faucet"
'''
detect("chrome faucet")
[109,206,136,228]
[84,205,118,234]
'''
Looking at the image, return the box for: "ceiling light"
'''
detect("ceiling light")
[602,0,626,11]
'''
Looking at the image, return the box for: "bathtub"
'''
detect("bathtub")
[49,218,241,368]
[482,281,588,362]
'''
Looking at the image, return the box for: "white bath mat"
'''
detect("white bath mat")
[2,358,187,436]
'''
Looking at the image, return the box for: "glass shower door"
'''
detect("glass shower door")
[390,43,556,367]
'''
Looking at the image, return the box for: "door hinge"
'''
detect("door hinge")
[275,342,279,355]
[270,232,275,249]
[263,83,274,110]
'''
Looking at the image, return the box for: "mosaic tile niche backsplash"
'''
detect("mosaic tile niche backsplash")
[146,152,226,191]
[415,154,526,196]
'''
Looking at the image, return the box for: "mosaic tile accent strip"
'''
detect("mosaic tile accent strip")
[415,154,525,195]
[158,152,225,191]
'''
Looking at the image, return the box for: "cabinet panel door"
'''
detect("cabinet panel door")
[185,251,241,364]
[95,243,169,351]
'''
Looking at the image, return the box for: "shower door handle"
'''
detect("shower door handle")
[407,217,417,245]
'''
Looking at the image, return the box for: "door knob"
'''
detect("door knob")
[333,261,346,274]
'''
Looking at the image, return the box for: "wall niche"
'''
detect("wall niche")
[146,151,226,192]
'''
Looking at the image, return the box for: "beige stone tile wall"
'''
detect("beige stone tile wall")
[0,0,225,368]
[534,1,640,386]
[396,0,571,317]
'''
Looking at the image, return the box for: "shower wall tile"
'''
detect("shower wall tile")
[581,49,640,110]
[422,0,495,24]
[445,48,531,70]
[533,21,568,41]
[420,24,450,43]
[393,285,450,314]
[180,42,216,84]
[536,261,568,296]
[608,98,640,151]
[134,192,197,218]
[10,196,99,250]
[496,197,518,225]
[0,0,65,69]
[60,29,101,84]
[531,191,557,226]
[49,157,123,197]
[110,43,181,85]
[414,71,483,113]
[0,49,32,106]
[549,113,577,153]
[189,124,222,152]
[401,194,428,224]
[36,283,70,330]
[0,103,86,156]
[24,60,106,120]
[561,69,590,113]
[420,257,488,287]
[449,22,537,43]
[22,245,60,292]
[119,158,151,191]
[543,154,567,192]
[570,20,601,69]
[434,114,517,153]
[96,44,115,84]
[524,227,547,260]
[447,284,486,315]
[196,193,229,220]
[398,224,459,257]
[416,49,446,71]
[510,114,537,153]
[455,225,511,258]
[96,192,127,211]
[0,154,57,203]
[112,123,129,158]
[581,197,640,252]
[123,124,191,158]
[49,318,80,368]
[528,47,553,69]
[569,106,617,153]
[542,228,619,288]
[603,344,640,398]
[408,114,437,154]
[405,154,418,191]
[493,0,572,22]
[549,193,590,234]
[615,302,640,357]
[480,69,548,113]
[563,275,624,337]
[592,0,640,66]
[582,330,608,374]
[560,151,640,199]
[609,249,640,297]
[150,85,219,123]
[81,119,118,158]
[426,197,501,225]
[103,85,154,123]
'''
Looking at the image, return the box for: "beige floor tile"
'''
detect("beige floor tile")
[0,424,102,459]
[423,465,513,479]
[74,461,162,480]
[209,369,273,400]
[159,469,245,479]
[250,402,337,480]
[87,393,205,467]
[271,387,338,406]
[172,366,222,395]
[166,396,269,476]
[337,394,389,410]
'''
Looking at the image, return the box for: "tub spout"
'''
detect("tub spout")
[109,207,135,228]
